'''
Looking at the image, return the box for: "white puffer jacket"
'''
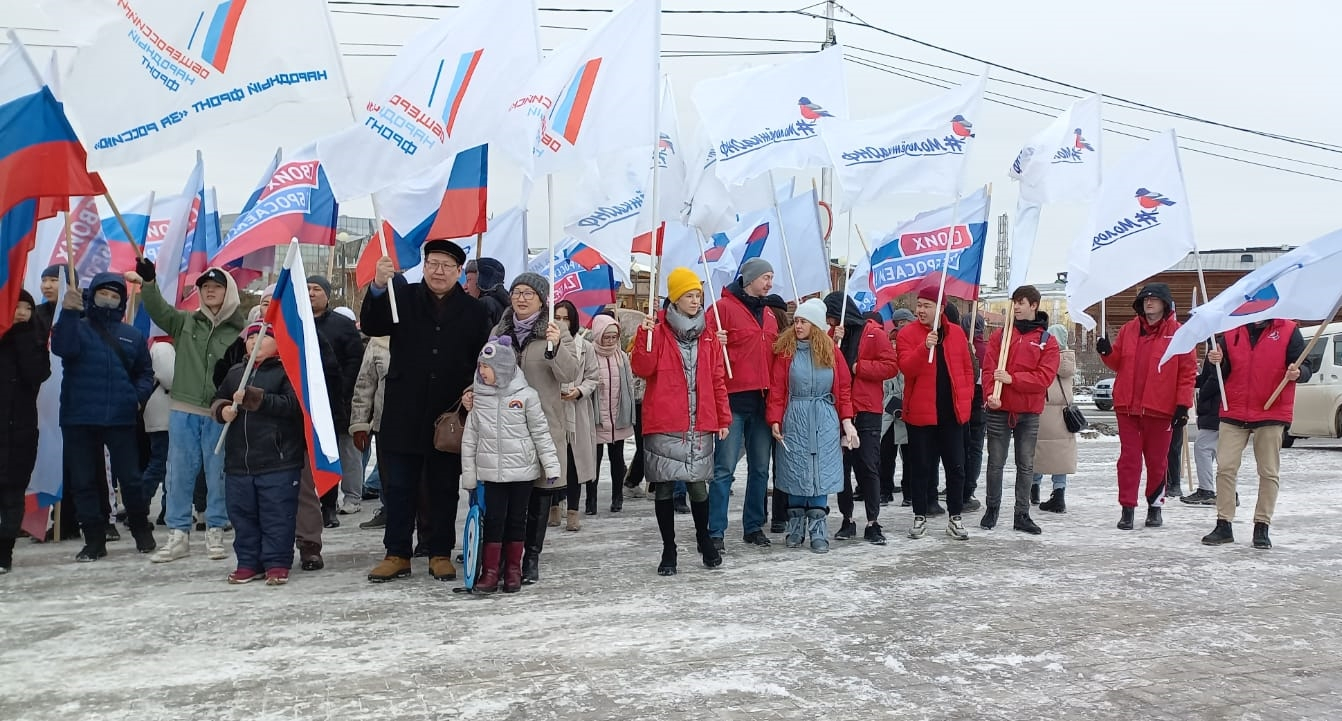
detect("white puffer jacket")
[461,369,562,488]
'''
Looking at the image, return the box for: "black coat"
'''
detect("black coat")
[1195,357,1221,431]
[213,357,305,475]
[360,276,491,454]
[313,309,363,413]
[0,320,52,445]
[480,285,510,329]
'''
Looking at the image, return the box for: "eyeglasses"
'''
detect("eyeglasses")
[511,289,538,300]
[423,261,459,273]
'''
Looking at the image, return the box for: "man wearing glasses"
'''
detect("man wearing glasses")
[361,239,493,583]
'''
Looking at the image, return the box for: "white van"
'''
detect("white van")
[1285,322,1342,446]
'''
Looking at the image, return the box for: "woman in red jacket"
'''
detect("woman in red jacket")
[632,268,731,576]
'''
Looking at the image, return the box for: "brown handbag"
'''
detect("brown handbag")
[433,397,467,453]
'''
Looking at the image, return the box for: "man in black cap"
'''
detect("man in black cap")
[35,265,70,334]
[308,274,366,521]
[362,238,491,583]
[464,257,510,327]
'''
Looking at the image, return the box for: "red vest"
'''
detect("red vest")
[1222,320,1297,425]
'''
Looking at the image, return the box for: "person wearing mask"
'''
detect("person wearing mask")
[308,275,366,519]
[590,315,635,513]
[132,262,246,562]
[553,300,600,528]
[768,298,857,553]
[632,268,730,575]
[896,275,975,541]
[706,257,779,551]
[1181,353,1223,505]
[1200,319,1310,549]
[979,286,1060,534]
[826,293,899,545]
[881,310,916,507]
[52,273,157,561]
[1096,283,1197,530]
[1033,324,1077,514]
[464,258,510,327]
[0,291,52,572]
[362,239,492,583]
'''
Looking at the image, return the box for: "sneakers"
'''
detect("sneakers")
[805,509,830,554]
[1180,489,1216,505]
[962,497,982,512]
[1253,522,1272,549]
[979,505,1000,530]
[900,497,912,507]
[206,527,228,560]
[151,530,190,563]
[1013,513,1042,535]
[863,523,887,545]
[880,493,894,506]
[361,489,381,501]
[743,530,772,547]
[834,519,858,540]
[265,568,290,586]
[338,501,362,515]
[1039,489,1066,514]
[1202,519,1234,545]
[367,555,412,582]
[1145,507,1163,528]
[1117,507,1135,531]
[228,568,262,584]
[359,507,388,530]
[908,515,927,539]
[946,515,969,541]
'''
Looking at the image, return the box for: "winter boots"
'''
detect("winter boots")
[0,537,14,573]
[863,523,886,545]
[523,495,552,585]
[584,481,598,516]
[367,555,412,582]
[75,525,107,562]
[784,508,806,548]
[1039,489,1066,513]
[502,542,525,592]
[127,513,156,553]
[805,509,830,554]
[834,519,858,540]
[655,497,677,576]
[151,529,190,563]
[979,505,1000,530]
[1030,484,1040,506]
[1013,513,1042,535]
[1145,507,1163,528]
[428,555,457,581]
[298,541,324,571]
[1202,519,1233,545]
[477,543,503,593]
[691,500,721,569]
[1117,507,1135,530]
[548,504,561,527]
[565,509,581,532]
[1253,522,1272,550]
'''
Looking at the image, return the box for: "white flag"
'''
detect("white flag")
[481,207,531,287]
[633,78,689,239]
[317,0,537,201]
[498,0,658,178]
[563,154,645,285]
[824,70,986,206]
[49,0,347,168]
[656,222,740,300]
[1161,228,1342,366]
[688,190,829,303]
[1066,130,1196,330]
[692,46,849,187]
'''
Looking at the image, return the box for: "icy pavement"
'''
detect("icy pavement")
[4,438,1342,721]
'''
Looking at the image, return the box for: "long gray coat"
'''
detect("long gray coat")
[494,311,581,490]
[1034,349,1078,475]
[774,342,843,498]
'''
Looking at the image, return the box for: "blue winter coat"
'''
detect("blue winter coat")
[771,342,845,497]
[50,273,155,427]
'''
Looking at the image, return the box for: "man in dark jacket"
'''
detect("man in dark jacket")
[1182,355,1222,505]
[309,275,365,518]
[0,291,52,572]
[465,257,510,327]
[34,265,68,334]
[51,273,156,561]
[361,239,491,583]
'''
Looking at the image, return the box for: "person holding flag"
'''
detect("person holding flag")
[0,291,50,573]
[1096,283,1197,531]
[1199,320,1310,550]
[362,240,492,583]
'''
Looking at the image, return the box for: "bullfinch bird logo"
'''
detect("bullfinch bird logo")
[1073,128,1094,151]
[657,133,675,153]
[798,97,834,120]
[1134,188,1176,209]
[950,114,975,138]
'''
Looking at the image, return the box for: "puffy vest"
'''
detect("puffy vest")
[1222,320,1296,425]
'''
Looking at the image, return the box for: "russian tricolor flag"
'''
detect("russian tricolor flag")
[213,146,338,269]
[526,237,617,326]
[264,241,343,494]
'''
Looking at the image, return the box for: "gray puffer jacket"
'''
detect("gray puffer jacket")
[643,306,716,485]
[461,369,562,488]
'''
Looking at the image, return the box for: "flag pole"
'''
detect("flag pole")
[214,318,269,454]
[1191,252,1228,411]
[123,191,155,323]
[811,178,833,293]
[691,226,732,379]
[1263,297,1342,409]
[837,210,855,328]
[62,211,77,290]
[929,192,964,362]
[546,174,556,352]
[102,191,147,262]
[475,231,483,260]
[766,170,801,302]
[643,62,664,352]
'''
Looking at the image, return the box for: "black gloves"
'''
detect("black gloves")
[1095,337,1112,356]
[1172,405,1190,427]
[136,256,156,283]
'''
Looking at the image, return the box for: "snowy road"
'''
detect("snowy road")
[3,438,1341,720]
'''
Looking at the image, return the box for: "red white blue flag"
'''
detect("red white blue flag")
[212,146,338,268]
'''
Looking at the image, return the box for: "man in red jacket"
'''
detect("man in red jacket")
[825,293,900,545]
[1097,283,1197,531]
[706,258,780,550]
[1199,319,1309,550]
[896,276,976,541]
[980,286,1060,535]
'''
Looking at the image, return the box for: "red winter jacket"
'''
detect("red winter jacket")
[847,319,900,415]
[981,319,1060,415]
[631,311,731,435]
[896,317,975,426]
[1101,312,1196,418]
[707,287,779,394]
[1221,319,1302,426]
[764,348,854,426]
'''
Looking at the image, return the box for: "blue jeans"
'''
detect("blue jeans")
[362,440,381,493]
[142,431,170,504]
[788,493,827,508]
[710,393,771,539]
[165,411,228,532]
[1033,473,1067,490]
[225,468,301,571]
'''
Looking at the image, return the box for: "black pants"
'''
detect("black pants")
[962,384,986,501]
[1163,425,1183,491]
[838,412,883,523]
[596,440,627,498]
[63,425,148,537]
[0,434,38,542]
[771,438,787,524]
[525,487,560,555]
[225,468,300,571]
[907,422,966,517]
[483,482,531,543]
[379,448,460,558]
[565,448,583,510]
[625,403,645,487]
[879,428,907,497]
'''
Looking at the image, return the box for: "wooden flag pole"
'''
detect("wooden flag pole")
[690,226,732,379]
[63,211,77,290]
[215,319,271,455]
[928,192,964,362]
[766,170,801,303]
[101,191,147,261]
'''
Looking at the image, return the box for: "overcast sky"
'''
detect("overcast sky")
[7,0,1339,286]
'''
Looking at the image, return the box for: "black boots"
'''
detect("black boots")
[1202,519,1234,545]
[127,513,156,553]
[1039,489,1066,513]
[584,481,598,515]
[1117,507,1135,530]
[979,505,999,530]
[1253,522,1272,549]
[0,537,13,573]
[835,519,858,540]
[691,499,722,569]
[654,497,677,576]
[1145,507,1163,528]
[1013,513,1042,535]
[1030,484,1040,505]
[521,493,550,585]
[76,526,107,562]
[610,482,624,513]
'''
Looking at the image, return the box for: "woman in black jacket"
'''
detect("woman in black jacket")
[1,291,53,572]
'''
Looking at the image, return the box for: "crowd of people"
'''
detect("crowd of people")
[0,240,1310,583]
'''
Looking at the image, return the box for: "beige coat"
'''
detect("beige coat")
[565,333,601,483]
[349,336,389,435]
[494,311,582,491]
[1034,349,1078,475]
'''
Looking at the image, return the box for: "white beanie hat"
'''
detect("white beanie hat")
[793,297,827,332]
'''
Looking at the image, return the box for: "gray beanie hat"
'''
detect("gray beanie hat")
[889,308,916,324]
[510,272,550,303]
[477,335,519,387]
[739,257,774,286]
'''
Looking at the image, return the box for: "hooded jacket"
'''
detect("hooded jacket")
[140,268,246,413]
[460,363,561,487]
[1101,283,1196,418]
[981,312,1061,415]
[896,313,975,426]
[51,273,155,427]
[212,356,305,475]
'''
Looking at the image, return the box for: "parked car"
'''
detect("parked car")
[1285,322,1342,447]
[1093,378,1114,411]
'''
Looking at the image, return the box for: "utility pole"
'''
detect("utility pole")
[820,0,836,262]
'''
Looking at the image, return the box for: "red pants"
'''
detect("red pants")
[1116,413,1174,509]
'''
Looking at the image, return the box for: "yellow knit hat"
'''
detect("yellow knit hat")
[666,267,702,302]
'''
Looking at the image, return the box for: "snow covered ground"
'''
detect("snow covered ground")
[4,438,1342,721]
